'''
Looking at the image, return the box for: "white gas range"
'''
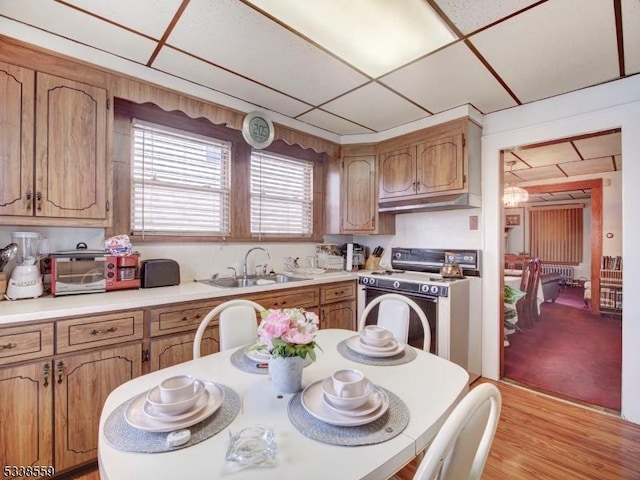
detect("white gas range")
[357,248,481,381]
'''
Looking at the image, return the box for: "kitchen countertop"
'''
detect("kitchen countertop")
[0,271,358,326]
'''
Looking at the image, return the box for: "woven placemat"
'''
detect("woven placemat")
[337,338,417,366]
[287,387,409,446]
[103,384,240,453]
[230,346,269,375]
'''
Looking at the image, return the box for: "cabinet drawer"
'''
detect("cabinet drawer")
[150,300,223,337]
[56,311,144,353]
[321,281,356,304]
[250,286,319,310]
[0,323,54,366]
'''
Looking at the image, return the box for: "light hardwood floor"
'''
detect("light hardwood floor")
[62,379,640,480]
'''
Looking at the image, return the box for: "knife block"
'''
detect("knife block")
[364,256,381,271]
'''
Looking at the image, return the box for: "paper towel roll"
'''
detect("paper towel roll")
[346,243,353,271]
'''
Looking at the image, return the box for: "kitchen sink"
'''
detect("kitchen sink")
[197,274,308,288]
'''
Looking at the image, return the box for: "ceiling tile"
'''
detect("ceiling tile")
[166,0,368,106]
[561,157,617,177]
[153,47,310,117]
[573,132,621,159]
[434,0,540,35]
[515,165,567,182]
[61,0,183,38]
[296,109,373,136]
[321,83,428,132]
[380,41,516,114]
[515,142,581,167]
[0,0,156,63]
[470,0,619,103]
[622,0,640,75]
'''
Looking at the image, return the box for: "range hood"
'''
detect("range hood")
[378,193,481,213]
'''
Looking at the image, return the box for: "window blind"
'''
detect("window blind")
[250,150,313,237]
[529,204,584,265]
[131,120,231,236]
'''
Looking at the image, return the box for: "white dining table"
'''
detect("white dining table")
[98,329,469,480]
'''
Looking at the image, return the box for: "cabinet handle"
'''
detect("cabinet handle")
[91,326,117,335]
[25,189,32,211]
[0,342,17,350]
[36,191,42,211]
[43,363,50,387]
[416,181,421,191]
[57,361,64,384]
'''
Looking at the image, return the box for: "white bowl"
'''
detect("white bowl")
[360,326,394,347]
[321,377,374,411]
[146,380,205,416]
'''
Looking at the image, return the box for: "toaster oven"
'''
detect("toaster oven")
[50,253,106,296]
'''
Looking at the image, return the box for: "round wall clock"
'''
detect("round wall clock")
[242,112,275,149]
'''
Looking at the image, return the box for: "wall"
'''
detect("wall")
[0,226,317,282]
[482,74,640,424]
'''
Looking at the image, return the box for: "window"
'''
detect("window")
[131,120,231,236]
[529,204,584,264]
[250,150,313,237]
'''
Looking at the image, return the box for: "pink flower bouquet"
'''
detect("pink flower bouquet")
[254,308,320,360]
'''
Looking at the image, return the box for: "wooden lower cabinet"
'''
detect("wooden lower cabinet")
[320,299,357,330]
[319,281,357,330]
[150,327,219,371]
[0,361,53,470]
[53,343,142,471]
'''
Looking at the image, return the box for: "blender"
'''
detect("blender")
[6,232,49,300]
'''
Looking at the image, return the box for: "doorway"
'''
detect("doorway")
[499,130,622,411]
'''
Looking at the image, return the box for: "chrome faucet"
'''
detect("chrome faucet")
[243,247,270,278]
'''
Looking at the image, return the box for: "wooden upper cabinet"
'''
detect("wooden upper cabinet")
[0,62,109,225]
[0,61,35,217]
[415,133,464,194]
[378,119,470,202]
[341,154,376,232]
[35,72,108,220]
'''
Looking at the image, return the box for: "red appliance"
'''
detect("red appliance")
[105,254,141,291]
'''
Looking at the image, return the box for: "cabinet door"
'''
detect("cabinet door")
[0,362,53,470]
[149,327,219,371]
[415,133,464,194]
[35,72,107,220]
[0,61,35,217]
[341,155,376,232]
[320,300,357,330]
[54,344,141,471]
[378,146,416,200]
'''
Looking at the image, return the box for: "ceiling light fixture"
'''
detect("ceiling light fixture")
[245,0,456,77]
[503,160,529,207]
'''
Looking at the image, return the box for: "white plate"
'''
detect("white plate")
[244,346,271,363]
[346,335,405,357]
[322,390,383,417]
[300,380,389,426]
[125,381,224,433]
[143,390,209,422]
[359,336,398,352]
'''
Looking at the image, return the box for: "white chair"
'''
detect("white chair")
[412,383,502,480]
[358,293,431,352]
[193,299,265,358]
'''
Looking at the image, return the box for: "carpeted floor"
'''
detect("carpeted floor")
[504,298,622,410]
[554,285,587,309]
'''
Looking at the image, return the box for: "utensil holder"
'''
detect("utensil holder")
[364,256,381,270]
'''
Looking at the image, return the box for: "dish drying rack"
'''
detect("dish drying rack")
[283,256,337,275]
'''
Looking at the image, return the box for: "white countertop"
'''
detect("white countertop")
[0,271,358,326]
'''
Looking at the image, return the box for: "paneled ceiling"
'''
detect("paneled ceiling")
[503,128,622,203]
[0,0,638,139]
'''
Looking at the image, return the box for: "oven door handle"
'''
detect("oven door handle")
[362,286,438,302]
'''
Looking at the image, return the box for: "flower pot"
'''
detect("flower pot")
[269,356,305,393]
